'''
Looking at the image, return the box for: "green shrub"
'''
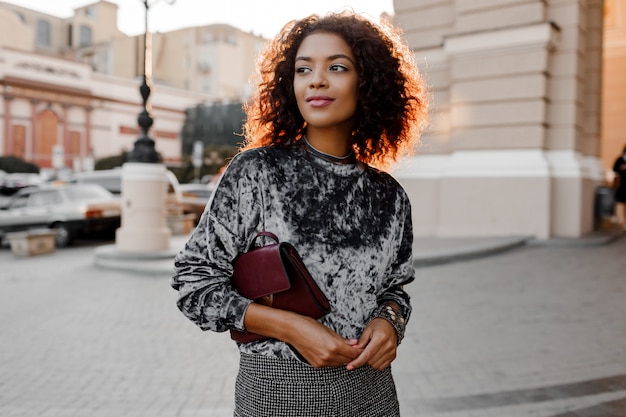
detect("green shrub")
[94,148,166,171]
[0,156,40,173]
[94,151,127,170]
[169,144,237,184]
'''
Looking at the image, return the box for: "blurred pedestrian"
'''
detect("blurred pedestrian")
[613,144,626,228]
[171,11,428,417]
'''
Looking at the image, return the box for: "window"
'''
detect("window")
[202,79,211,94]
[79,25,92,47]
[203,32,214,44]
[36,19,51,47]
[85,6,96,18]
[9,194,29,209]
[64,185,113,200]
[28,191,62,207]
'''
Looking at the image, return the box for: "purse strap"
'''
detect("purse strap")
[246,231,279,251]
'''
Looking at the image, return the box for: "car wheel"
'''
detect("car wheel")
[52,223,73,247]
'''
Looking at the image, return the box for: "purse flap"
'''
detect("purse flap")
[279,243,330,314]
[232,243,291,299]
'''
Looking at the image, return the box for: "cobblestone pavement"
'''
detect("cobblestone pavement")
[1,236,625,416]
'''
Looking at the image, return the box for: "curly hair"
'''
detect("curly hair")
[242,11,429,170]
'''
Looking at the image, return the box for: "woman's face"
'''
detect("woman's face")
[293,32,358,134]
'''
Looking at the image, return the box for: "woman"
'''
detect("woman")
[613,144,626,227]
[171,11,428,417]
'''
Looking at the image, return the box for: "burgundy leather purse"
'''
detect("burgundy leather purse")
[230,232,331,343]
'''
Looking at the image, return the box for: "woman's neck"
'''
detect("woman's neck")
[305,129,352,157]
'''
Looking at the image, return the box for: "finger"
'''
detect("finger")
[346,345,375,370]
[355,330,373,349]
[341,345,364,361]
[308,348,359,368]
[350,335,397,370]
[331,341,364,363]
[368,353,393,371]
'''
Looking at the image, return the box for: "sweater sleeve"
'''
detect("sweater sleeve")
[170,152,263,333]
[377,192,414,324]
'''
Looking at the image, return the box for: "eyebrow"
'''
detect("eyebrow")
[295,54,355,64]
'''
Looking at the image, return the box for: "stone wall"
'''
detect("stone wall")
[394,0,604,238]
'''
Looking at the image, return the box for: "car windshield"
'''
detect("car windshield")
[6,193,29,209]
[29,190,63,206]
[63,185,113,201]
[76,176,122,194]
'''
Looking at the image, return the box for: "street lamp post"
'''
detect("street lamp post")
[127,0,166,162]
[116,0,176,253]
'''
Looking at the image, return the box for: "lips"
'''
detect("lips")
[306,95,334,107]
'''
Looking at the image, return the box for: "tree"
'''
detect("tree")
[180,102,244,156]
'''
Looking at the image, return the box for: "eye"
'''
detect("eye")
[329,64,348,72]
[295,66,311,74]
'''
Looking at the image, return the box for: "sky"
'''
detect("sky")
[5,0,395,39]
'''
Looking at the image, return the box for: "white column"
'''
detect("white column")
[116,163,171,252]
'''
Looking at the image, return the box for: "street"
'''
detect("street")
[0,236,625,416]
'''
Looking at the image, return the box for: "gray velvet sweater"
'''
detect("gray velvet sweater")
[171,144,414,361]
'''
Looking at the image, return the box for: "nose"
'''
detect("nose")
[308,70,327,88]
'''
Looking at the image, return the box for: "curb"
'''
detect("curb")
[93,243,178,276]
[528,229,625,247]
[412,236,531,268]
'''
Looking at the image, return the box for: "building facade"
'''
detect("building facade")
[393,0,605,239]
[0,0,264,169]
[602,0,626,172]
[0,47,210,169]
[149,24,264,99]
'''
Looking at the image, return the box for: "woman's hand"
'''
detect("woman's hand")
[346,318,398,371]
[243,303,361,368]
[285,315,363,368]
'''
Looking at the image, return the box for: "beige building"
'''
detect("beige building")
[0,47,209,169]
[0,1,265,98]
[149,24,264,99]
[602,0,626,172]
[0,1,125,61]
[0,1,265,169]
[393,0,606,239]
[69,2,265,99]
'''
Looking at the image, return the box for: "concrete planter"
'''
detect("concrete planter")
[116,163,170,252]
[7,229,57,256]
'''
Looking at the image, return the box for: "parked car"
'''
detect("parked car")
[179,182,215,200]
[179,182,215,219]
[0,183,121,247]
[0,172,42,195]
[71,169,123,194]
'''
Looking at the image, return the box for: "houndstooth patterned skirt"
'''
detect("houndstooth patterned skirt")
[234,353,400,417]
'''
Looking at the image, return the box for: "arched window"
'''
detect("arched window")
[79,25,92,47]
[36,19,51,47]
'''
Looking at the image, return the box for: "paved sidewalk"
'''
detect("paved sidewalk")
[1,231,625,416]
